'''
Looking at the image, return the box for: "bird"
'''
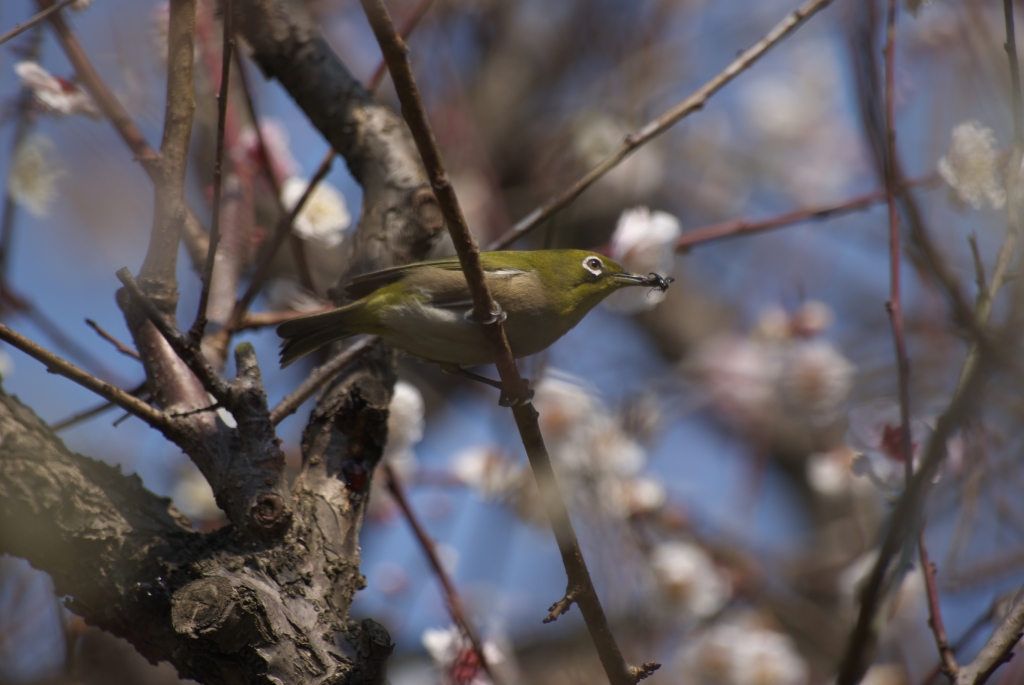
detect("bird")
[277,249,673,370]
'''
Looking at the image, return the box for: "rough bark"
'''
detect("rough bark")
[0,0,442,682]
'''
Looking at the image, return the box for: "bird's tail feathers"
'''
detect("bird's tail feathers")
[277,306,360,368]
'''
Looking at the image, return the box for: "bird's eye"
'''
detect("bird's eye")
[583,257,603,275]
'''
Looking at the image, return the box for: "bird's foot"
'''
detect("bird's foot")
[464,301,507,325]
[498,379,534,407]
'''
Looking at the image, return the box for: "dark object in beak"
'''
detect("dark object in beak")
[644,272,674,292]
[616,271,674,292]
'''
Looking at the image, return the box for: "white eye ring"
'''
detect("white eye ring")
[583,256,603,276]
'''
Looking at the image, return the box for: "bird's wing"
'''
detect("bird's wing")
[344,253,530,301]
[344,256,465,300]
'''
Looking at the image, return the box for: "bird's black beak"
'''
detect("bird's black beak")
[613,272,675,292]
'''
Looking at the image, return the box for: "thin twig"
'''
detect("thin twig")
[85,319,141,360]
[366,0,435,92]
[269,336,376,425]
[50,381,149,432]
[955,594,1024,685]
[2,287,125,385]
[359,2,653,683]
[191,0,234,340]
[382,463,502,685]
[225,150,335,332]
[675,174,939,251]
[1005,0,1023,151]
[0,0,74,49]
[488,0,839,251]
[919,529,959,678]
[0,25,43,282]
[233,48,315,293]
[0,324,172,432]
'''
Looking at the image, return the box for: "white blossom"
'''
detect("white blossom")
[604,207,681,313]
[384,381,425,479]
[572,114,665,198]
[790,300,834,337]
[7,134,65,219]
[71,0,92,9]
[600,476,667,517]
[14,62,100,118]
[804,448,866,497]
[650,541,731,619]
[673,619,809,685]
[281,176,351,248]
[938,121,1006,209]
[421,625,503,685]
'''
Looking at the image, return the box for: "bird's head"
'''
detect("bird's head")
[540,250,674,313]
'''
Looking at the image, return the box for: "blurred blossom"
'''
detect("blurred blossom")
[421,625,504,685]
[71,0,93,9]
[690,302,853,437]
[673,617,809,685]
[571,114,665,198]
[280,176,352,248]
[845,399,932,493]
[14,62,100,119]
[236,118,300,182]
[600,476,667,518]
[384,381,425,468]
[8,134,65,219]
[805,447,865,497]
[150,3,170,65]
[937,122,1006,210]
[368,381,425,521]
[738,41,862,203]
[281,177,351,248]
[172,466,224,524]
[790,300,834,337]
[780,340,855,425]
[451,446,524,501]
[264,278,329,313]
[0,349,14,379]
[604,207,680,313]
[650,541,731,619]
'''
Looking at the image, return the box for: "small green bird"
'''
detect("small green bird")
[277,249,673,369]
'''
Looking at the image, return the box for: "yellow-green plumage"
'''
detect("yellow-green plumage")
[277,249,670,368]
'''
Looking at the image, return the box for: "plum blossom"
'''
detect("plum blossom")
[7,134,65,218]
[451,446,524,501]
[0,349,14,379]
[845,399,932,493]
[650,541,731,619]
[281,177,351,248]
[689,301,854,437]
[604,207,681,313]
[673,617,809,685]
[14,62,100,119]
[421,625,504,685]
[384,380,425,474]
[938,121,1005,209]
